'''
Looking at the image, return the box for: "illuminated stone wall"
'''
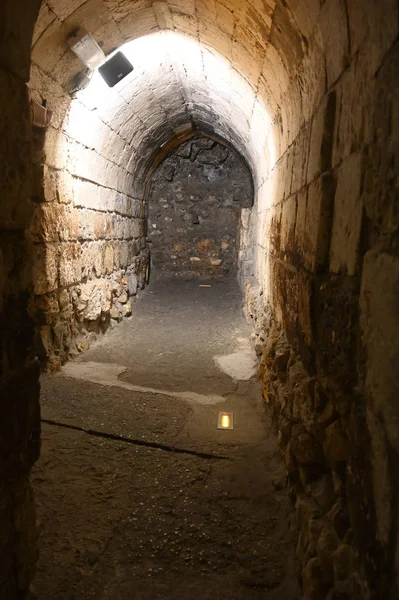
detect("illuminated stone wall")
[28,64,150,370]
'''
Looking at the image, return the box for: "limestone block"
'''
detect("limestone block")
[319,0,349,87]
[307,92,336,184]
[113,193,129,217]
[102,129,128,166]
[365,407,392,547]
[52,320,72,354]
[114,216,125,240]
[268,204,282,255]
[83,280,112,321]
[58,243,82,288]
[81,241,104,278]
[292,377,316,432]
[31,17,67,74]
[283,78,304,148]
[29,63,71,131]
[32,244,58,295]
[280,195,297,256]
[63,100,108,152]
[131,219,144,239]
[283,0,320,40]
[291,424,324,465]
[332,52,374,167]
[35,165,67,205]
[121,300,132,317]
[360,251,399,454]
[361,42,399,236]
[78,209,96,241]
[112,242,121,270]
[73,179,106,212]
[32,2,57,45]
[297,272,313,348]
[110,303,121,320]
[263,44,290,106]
[291,125,310,195]
[302,556,328,598]
[297,173,335,271]
[28,204,79,243]
[131,199,144,219]
[346,0,398,67]
[323,420,348,463]
[316,523,339,583]
[42,128,70,172]
[307,473,335,514]
[58,288,70,310]
[270,2,305,77]
[120,242,131,269]
[329,153,362,275]
[332,544,355,583]
[103,244,114,274]
[117,6,159,39]
[128,273,138,296]
[35,292,60,326]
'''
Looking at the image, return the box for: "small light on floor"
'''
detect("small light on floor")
[218,412,234,430]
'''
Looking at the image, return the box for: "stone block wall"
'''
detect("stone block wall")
[28,64,149,370]
[241,3,399,597]
[0,1,42,597]
[148,135,253,278]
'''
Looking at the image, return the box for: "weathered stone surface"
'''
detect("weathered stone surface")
[291,424,324,465]
[32,245,58,295]
[316,524,340,582]
[307,474,335,513]
[0,0,396,596]
[329,152,362,276]
[323,420,349,463]
[296,173,335,271]
[148,136,253,278]
[302,556,329,600]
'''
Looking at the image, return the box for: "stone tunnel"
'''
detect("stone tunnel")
[1,0,398,598]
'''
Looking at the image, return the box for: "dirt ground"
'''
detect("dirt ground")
[32,277,299,599]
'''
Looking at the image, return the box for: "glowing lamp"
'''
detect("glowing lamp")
[98,52,134,87]
[218,412,234,430]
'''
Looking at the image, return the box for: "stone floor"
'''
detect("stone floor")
[32,276,299,599]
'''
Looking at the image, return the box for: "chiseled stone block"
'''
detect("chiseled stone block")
[329,152,362,276]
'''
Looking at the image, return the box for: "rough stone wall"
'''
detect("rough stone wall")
[0,1,42,597]
[148,136,253,278]
[28,65,149,370]
[241,5,399,598]
[0,0,394,597]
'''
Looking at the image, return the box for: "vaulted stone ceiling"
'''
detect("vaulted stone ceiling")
[30,0,393,193]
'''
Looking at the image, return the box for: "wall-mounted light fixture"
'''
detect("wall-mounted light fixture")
[68,29,105,70]
[98,52,134,87]
[218,412,234,430]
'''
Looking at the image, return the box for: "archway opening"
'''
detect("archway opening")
[146,134,254,280]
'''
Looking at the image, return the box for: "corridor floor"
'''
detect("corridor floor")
[32,277,299,599]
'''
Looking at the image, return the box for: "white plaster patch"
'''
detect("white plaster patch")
[214,352,257,381]
[62,361,225,405]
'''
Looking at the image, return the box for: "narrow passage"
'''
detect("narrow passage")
[32,277,299,599]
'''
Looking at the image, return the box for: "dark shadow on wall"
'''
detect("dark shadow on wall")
[146,134,254,280]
